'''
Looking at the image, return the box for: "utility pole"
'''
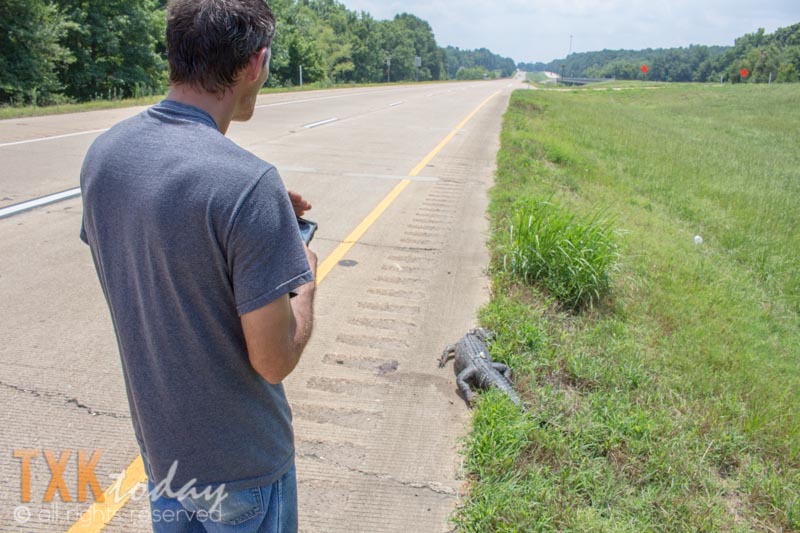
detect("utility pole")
[299,65,303,87]
[386,56,392,83]
[563,35,573,87]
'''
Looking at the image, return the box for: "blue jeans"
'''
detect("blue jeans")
[141,451,298,533]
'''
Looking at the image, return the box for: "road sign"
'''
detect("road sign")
[414,56,422,68]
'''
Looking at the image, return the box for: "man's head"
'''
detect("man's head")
[166,0,276,96]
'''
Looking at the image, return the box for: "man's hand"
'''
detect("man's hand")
[288,190,311,217]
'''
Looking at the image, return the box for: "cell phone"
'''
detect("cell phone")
[297,217,318,244]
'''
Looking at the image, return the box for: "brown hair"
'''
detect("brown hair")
[167,0,276,94]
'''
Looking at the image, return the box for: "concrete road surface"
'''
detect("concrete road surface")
[0,79,515,532]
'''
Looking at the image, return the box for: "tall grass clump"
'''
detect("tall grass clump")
[502,198,619,309]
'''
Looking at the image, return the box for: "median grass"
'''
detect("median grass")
[454,84,800,531]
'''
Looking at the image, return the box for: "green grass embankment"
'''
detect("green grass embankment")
[455,83,800,531]
[526,72,551,83]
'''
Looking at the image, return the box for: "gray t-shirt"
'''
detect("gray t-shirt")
[80,100,314,491]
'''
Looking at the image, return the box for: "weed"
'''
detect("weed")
[501,198,619,310]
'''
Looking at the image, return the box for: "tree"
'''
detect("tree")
[267,0,325,86]
[1,0,522,105]
[445,46,515,79]
[317,26,355,82]
[0,0,74,105]
[391,14,442,81]
[778,46,800,82]
[456,66,493,80]
[53,0,166,100]
[521,24,800,84]
[349,12,385,83]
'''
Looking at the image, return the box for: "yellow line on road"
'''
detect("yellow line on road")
[315,179,410,282]
[68,88,500,532]
[409,91,500,177]
[67,456,145,533]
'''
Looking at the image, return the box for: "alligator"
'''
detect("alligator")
[438,328,522,408]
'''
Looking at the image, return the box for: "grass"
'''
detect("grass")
[526,72,551,83]
[454,83,800,531]
[501,198,619,309]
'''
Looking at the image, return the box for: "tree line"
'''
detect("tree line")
[519,23,800,83]
[0,0,516,107]
[444,46,516,80]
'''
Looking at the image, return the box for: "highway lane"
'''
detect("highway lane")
[1,83,489,209]
[0,79,517,532]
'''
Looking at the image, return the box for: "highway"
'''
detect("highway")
[0,79,516,532]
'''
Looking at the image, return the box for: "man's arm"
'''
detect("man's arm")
[240,246,317,384]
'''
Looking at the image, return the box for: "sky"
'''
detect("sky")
[338,0,800,64]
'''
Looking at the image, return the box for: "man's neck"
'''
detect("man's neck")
[166,84,236,135]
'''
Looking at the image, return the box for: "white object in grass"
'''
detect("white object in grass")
[694,235,704,245]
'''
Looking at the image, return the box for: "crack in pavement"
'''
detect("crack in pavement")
[0,380,130,419]
[298,451,458,497]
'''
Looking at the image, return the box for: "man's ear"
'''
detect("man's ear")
[247,48,269,81]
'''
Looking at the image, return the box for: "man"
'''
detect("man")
[80,1,315,531]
